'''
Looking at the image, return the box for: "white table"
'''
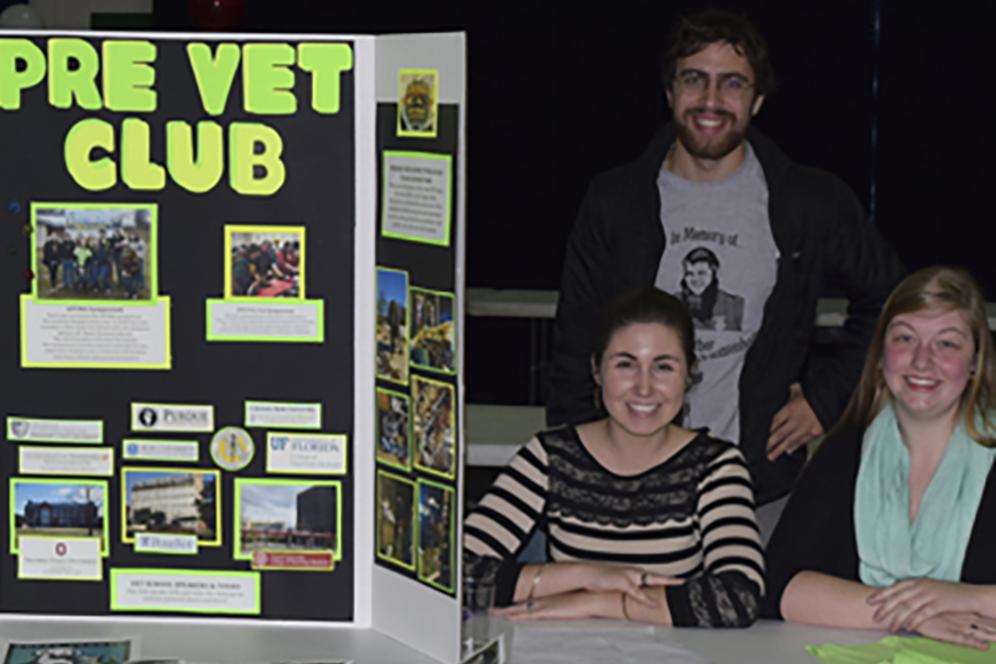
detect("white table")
[0,616,441,664]
[496,618,890,664]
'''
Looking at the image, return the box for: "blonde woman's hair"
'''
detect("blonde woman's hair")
[835,266,995,445]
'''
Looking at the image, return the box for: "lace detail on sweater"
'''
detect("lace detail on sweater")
[542,426,732,527]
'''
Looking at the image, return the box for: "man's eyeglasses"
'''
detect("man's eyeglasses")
[675,70,754,99]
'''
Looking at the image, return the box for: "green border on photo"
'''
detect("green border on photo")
[409,286,457,376]
[9,477,110,556]
[233,478,342,562]
[17,535,103,581]
[375,266,410,386]
[244,400,323,430]
[210,426,255,472]
[204,297,325,342]
[19,294,172,370]
[30,201,159,303]
[411,374,457,480]
[120,466,222,546]
[416,478,455,593]
[121,439,199,463]
[380,151,452,247]
[264,432,347,475]
[133,532,199,556]
[109,568,261,615]
[396,68,439,138]
[375,469,416,571]
[130,402,214,433]
[223,224,306,301]
[6,416,104,444]
[375,387,412,472]
[18,445,114,477]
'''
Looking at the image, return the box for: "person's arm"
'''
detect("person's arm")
[761,429,862,619]
[464,437,550,604]
[546,181,612,427]
[799,177,904,439]
[781,571,885,629]
[493,585,676,624]
[665,446,766,628]
[464,436,676,610]
[867,579,996,631]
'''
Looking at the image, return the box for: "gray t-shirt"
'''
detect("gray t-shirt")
[654,144,778,443]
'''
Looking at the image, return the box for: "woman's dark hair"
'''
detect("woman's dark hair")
[592,287,697,373]
[662,10,776,98]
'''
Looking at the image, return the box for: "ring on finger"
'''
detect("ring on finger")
[526,598,534,612]
[640,572,648,588]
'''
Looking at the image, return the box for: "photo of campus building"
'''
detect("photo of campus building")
[11,480,107,554]
[124,470,218,542]
[237,481,338,557]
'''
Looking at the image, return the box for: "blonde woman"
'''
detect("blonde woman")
[763,267,996,649]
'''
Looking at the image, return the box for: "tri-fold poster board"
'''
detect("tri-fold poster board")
[0,28,465,663]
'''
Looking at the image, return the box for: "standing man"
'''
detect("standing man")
[547,11,903,517]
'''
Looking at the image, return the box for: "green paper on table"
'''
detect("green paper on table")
[807,635,996,663]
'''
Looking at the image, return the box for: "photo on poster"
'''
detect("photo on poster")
[412,375,456,479]
[3,638,132,664]
[376,470,415,570]
[417,479,454,593]
[121,467,220,546]
[376,388,411,471]
[224,224,305,299]
[410,287,456,374]
[233,478,341,562]
[31,202,156,302]
[397,68,438,138]
[376,267,409,385]
[9,478,108,555]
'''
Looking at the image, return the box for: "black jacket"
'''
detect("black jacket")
[547,124,904,504]
[761,427,996,618]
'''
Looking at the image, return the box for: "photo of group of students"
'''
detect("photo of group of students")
[35,205,153,302]
[226,226,303,299]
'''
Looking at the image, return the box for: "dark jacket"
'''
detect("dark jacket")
[761,427,996,618]
[547,124,904,504]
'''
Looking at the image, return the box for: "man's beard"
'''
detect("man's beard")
[675,108,748,160]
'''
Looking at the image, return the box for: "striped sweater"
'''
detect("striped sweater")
[464,426,765,627]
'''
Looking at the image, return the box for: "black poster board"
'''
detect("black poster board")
[373,95,461,597]
[0,33,356,621]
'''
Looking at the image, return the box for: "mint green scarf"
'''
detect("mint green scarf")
[854,402,995,587]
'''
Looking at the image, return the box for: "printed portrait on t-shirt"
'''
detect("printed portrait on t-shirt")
[677,246,745,331]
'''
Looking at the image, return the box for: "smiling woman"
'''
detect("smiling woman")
[463,288,764,628]
[763,266,996,650]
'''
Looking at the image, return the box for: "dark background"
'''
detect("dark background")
[145,1,996,405]
[8,0,991,403]
[149,0,996,291]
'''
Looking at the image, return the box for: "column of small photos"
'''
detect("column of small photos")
[374,267,458,595]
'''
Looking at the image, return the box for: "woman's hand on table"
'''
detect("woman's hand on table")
[868,579,984,631]
[914,611,996,650]
[491,590,627,621]
[582,564,683,607]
